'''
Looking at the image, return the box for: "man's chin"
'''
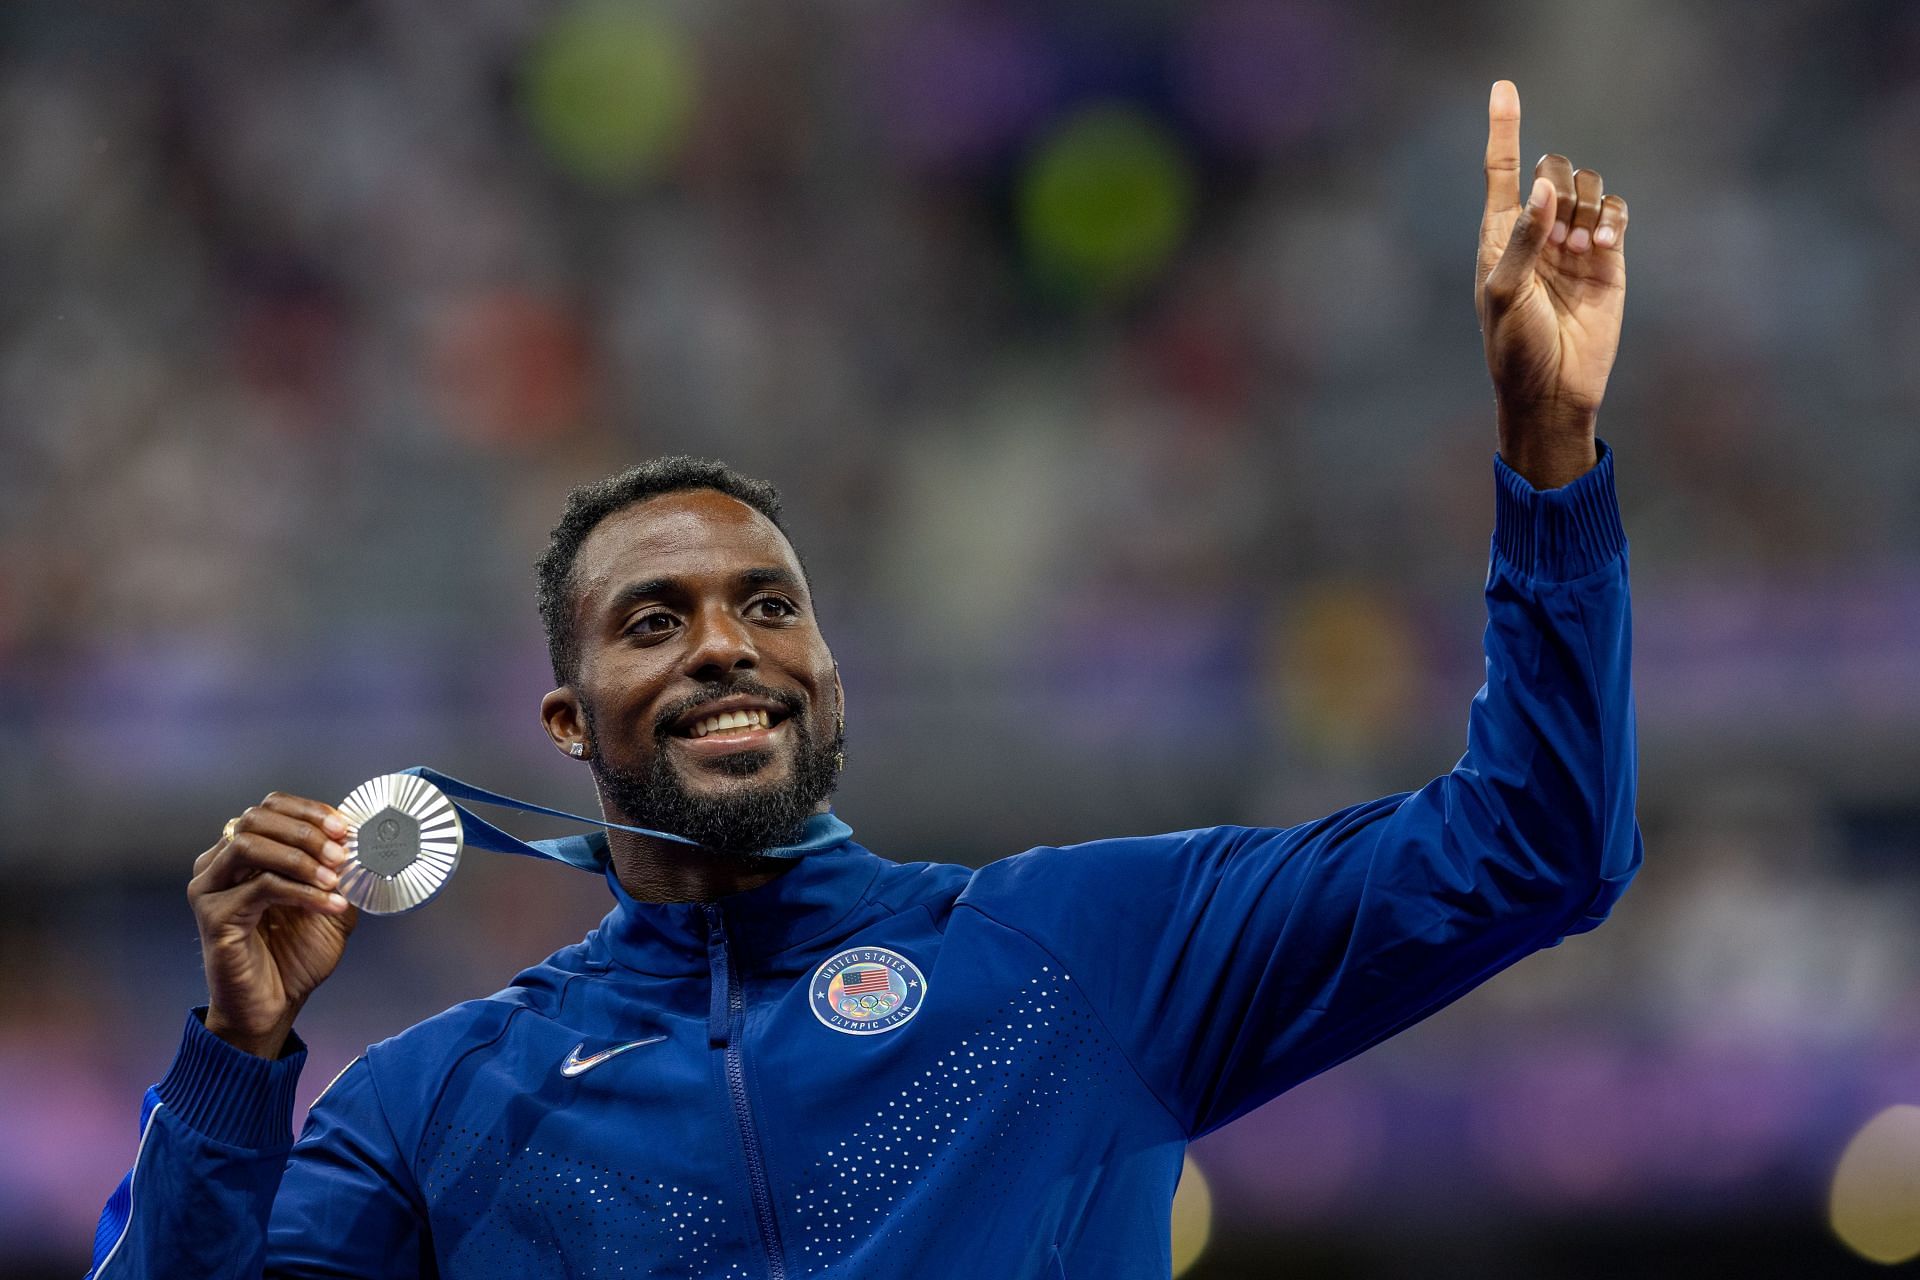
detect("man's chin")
[588,721,838,853]
[653,763,816,855]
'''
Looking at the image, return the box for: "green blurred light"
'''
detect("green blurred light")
[1018,104,1195,299]
[523,2,698,187]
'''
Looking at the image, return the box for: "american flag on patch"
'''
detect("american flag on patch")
[839,966,892,996]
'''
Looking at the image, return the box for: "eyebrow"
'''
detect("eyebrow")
[740,566,803,591]
[603,567,805,618]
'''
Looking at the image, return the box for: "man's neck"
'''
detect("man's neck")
[605,830,796,903]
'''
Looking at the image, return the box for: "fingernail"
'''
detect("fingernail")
[317,866,339,889]
[327,892,349,910]
[1568,227,1591,253]
[323,841,348,864]
[1595,225,1616,246]
[1529,177,1550,209]
[1549,221,1568,245]
[323,815,348,837]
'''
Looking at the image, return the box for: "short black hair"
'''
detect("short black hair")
[536,456,790,686]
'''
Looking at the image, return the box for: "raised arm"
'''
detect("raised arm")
[961,81,1642,1137]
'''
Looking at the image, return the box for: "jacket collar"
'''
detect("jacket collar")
[590,813,885,974]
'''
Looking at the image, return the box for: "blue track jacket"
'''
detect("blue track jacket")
[88,450,1640,1279]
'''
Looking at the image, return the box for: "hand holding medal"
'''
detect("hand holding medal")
[190,767,851,1056]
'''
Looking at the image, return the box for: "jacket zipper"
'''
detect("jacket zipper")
[705,904,788,1280]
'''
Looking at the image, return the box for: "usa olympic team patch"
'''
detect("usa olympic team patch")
[810,947,927,1036]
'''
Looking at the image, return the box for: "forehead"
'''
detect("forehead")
[571,489,803,610]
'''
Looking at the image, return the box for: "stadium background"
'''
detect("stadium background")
[4,1,1919,1275]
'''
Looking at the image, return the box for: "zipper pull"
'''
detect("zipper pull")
[703,904,731,1048]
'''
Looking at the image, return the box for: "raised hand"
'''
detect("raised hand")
[189,793,359,1059]
[1476,79,1629,489]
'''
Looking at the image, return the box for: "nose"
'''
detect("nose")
[681,604,758,682]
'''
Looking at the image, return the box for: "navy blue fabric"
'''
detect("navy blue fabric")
[87,450,1640,1279]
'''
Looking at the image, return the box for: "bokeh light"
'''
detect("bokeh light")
[1830,1104,1920,1264]
[1172,0,1352,152]
[868,8,1055,173]
[522,1,698,187]
[1017,104,1195,300]
[1171,1153,1213,1276]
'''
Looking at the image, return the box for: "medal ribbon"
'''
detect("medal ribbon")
[399,765,852,871]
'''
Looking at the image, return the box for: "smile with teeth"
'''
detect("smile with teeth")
[684,708,779,739]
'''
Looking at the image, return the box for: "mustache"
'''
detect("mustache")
[651,677,808,739]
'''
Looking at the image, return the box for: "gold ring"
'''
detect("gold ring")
[223,817,241,841]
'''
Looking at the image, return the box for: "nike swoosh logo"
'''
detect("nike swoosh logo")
[561,1036,667,1077]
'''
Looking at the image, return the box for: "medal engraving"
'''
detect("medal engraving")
[356,807,420,875]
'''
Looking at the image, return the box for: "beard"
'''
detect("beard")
[581,685,843,856]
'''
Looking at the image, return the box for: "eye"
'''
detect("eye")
[625,611,679,638]
[748,595,798,620]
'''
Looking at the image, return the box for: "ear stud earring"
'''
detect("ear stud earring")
[569,742,586,758]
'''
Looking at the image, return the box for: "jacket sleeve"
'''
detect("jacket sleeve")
[961,445,1641,1138]
[85,1010,429,1279]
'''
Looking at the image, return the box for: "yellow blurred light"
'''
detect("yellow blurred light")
[523,2,698,186]
[1017,104,1195,299]
[1831,1104,1920,1264]
[1171,1153,1213,1277]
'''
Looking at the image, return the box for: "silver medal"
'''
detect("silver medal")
[336,773,464,914]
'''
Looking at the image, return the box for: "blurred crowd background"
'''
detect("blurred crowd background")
[4,0,1919,1276]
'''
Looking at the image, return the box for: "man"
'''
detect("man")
[87,81,1639,1278]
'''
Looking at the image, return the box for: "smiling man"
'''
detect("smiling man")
[539,476,849,890]
[88,82,1641,1279]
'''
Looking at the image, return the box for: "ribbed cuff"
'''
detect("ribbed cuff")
[1492,440,1627,581]
[154,1008,308,1150]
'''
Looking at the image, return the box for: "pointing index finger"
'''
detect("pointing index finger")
[1485,80,1522,215]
